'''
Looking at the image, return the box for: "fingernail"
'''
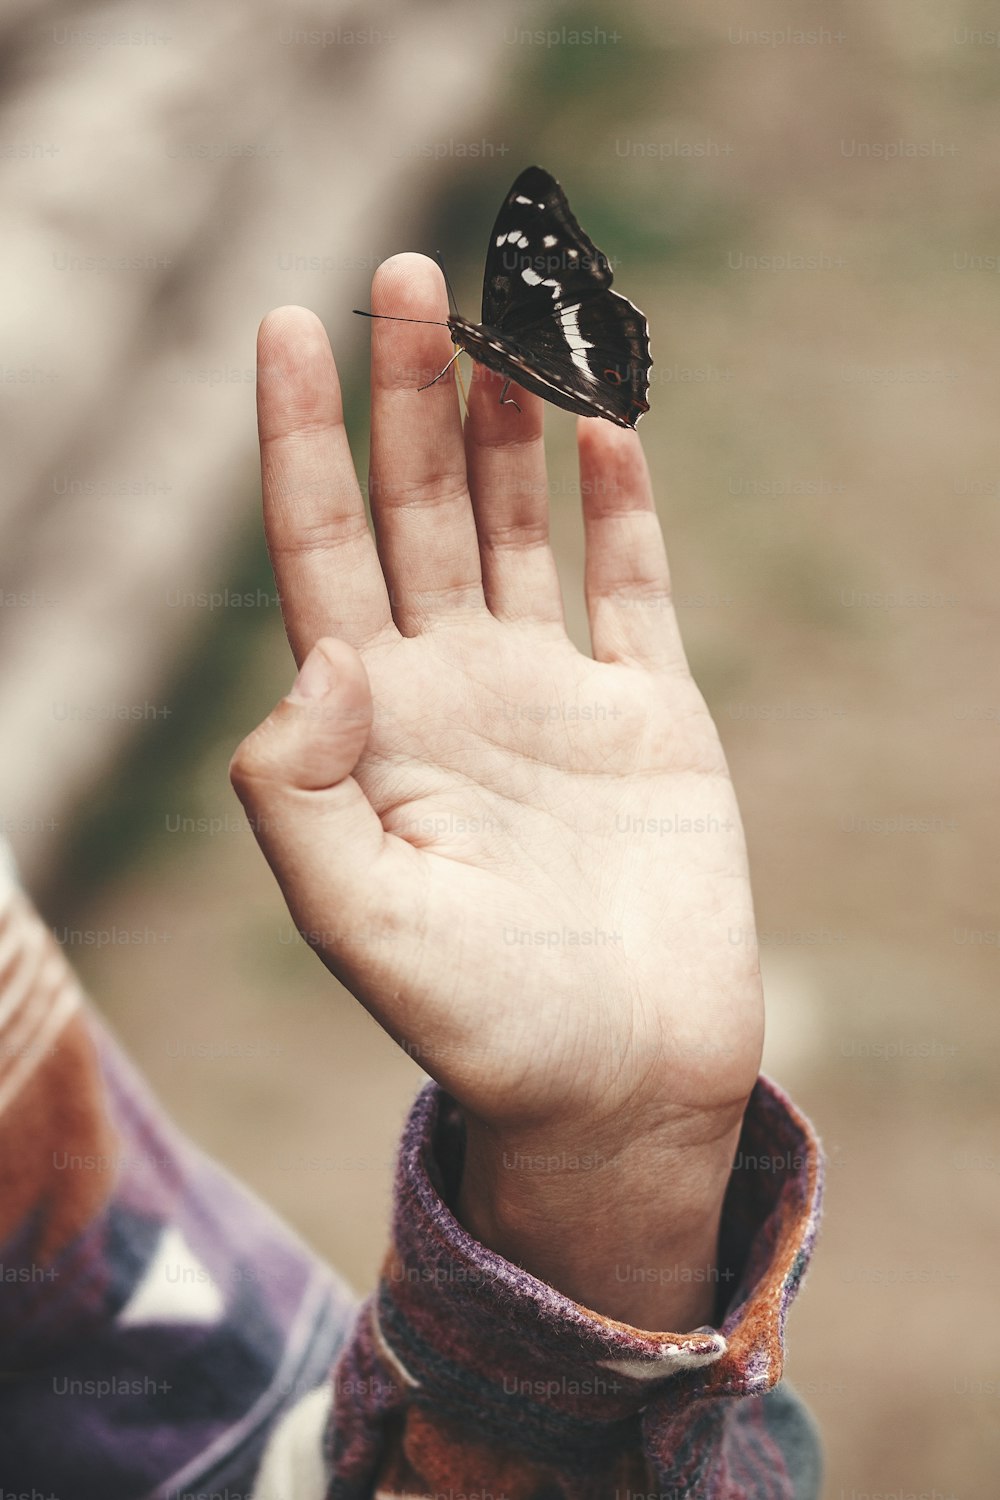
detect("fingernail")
[287,646,333,703]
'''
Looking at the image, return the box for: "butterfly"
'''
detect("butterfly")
[355,166,652,429]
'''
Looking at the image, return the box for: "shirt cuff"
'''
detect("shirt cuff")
[327,1074,823,1494]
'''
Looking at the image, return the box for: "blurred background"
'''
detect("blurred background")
[2,0,997,1492]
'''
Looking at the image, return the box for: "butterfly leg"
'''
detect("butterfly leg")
[417,349,462,392]
[498,380,522,415]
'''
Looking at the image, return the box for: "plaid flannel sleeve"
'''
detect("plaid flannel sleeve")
[323,1079,824,1500]
[0,877,357,1497]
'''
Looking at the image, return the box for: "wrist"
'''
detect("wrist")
[454,1105,745,1331]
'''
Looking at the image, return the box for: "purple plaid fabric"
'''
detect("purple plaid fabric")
[0,995,822,1499]
[0,1015,356,1497]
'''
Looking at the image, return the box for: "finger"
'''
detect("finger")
[464,364,565,630]
[368,254,486,633]
[228,637,429,1043]
[229,637,387,958]
[257,306,396,662]
[578,418,689,673]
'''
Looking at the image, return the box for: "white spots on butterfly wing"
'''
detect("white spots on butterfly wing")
[517,235,529,249]
[521,268,563,298]
[536,201,545,210]
[558,303,597,380]
[495,234,506,248]
[543,235,557,248]
[567,248,579,260]
[559,303,593,348]
[514,194,532,205]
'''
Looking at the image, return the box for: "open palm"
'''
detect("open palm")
[340,613,760,1136]
[232,257,763,1255]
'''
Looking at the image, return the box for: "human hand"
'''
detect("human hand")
[230,255,763,1330]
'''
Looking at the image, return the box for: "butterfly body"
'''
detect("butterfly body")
[446,308,649,427]
[456,166,653,429]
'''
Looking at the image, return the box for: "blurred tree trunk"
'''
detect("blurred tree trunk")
[0,0,526,887]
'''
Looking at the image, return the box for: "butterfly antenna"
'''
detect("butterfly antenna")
[434,252,462,318]
[351,311,451,327]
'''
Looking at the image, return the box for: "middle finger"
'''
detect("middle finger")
[368,254,486,635]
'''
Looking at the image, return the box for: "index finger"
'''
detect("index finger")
[257,305,397,663]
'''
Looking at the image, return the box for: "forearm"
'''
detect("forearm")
[326,1078,824,1499]
[456,1107,745,1330]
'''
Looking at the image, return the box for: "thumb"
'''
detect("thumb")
[229,637,386,940]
